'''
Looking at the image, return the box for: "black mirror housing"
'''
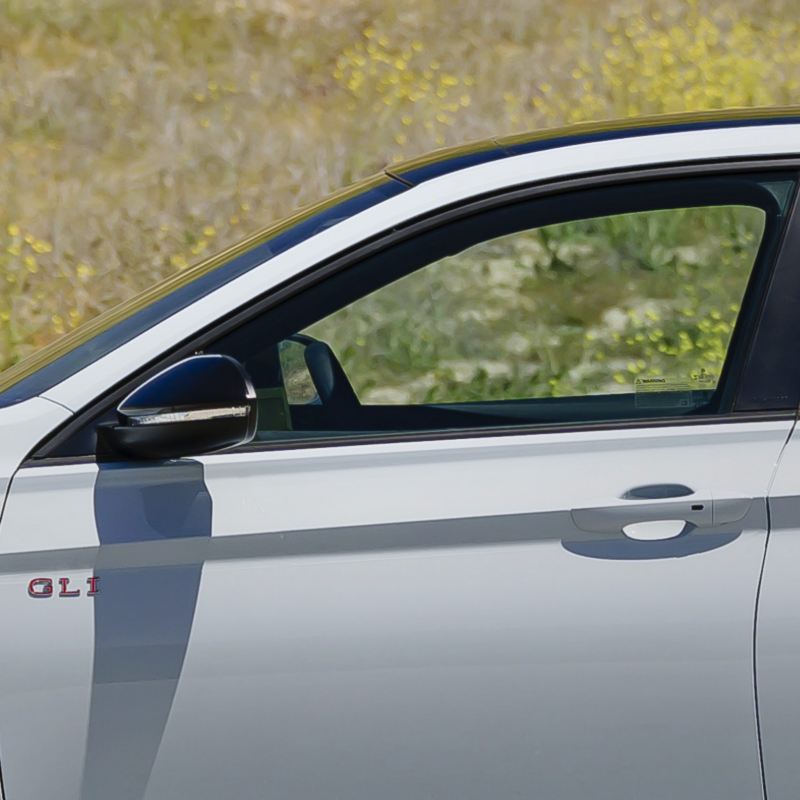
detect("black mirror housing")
[100,355,257,459]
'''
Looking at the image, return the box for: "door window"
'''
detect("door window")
[209,173,795,442]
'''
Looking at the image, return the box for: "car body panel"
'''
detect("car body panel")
[757,428,800,800]
[0,398,70,512]
[0,420,792,798]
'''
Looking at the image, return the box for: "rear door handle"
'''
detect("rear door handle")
[571,485,752,537]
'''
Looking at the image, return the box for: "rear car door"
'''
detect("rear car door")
[752,185,800,800]
[758,431,800,800]
[1,165,799,800]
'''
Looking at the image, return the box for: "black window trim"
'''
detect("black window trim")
[28,156,800,465]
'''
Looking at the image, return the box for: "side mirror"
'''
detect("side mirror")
[286,334,359,411]
[101,354,257,459]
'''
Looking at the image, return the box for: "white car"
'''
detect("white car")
[1,108,800,800]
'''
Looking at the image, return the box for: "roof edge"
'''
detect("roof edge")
[388,106,800,186]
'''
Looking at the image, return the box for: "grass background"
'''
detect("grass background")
[0,0,798,386]
[304,205,765,404]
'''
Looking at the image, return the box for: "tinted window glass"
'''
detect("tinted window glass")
[307,206,763,405]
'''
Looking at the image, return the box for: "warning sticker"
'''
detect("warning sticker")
[634,371,717,409]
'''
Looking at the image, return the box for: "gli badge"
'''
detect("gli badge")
[28,577,99,598]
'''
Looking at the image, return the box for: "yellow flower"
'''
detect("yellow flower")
[6,223,19,237]
[202,225,216,237]
[76,263,95,281]
[170,254,188,270]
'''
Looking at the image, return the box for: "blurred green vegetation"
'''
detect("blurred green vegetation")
[307,205,764,403]
[0,0,797,384]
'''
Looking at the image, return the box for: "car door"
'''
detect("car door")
[0,165,798,800]
[754,370,800,794]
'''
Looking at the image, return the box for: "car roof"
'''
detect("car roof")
[388,106,800,186]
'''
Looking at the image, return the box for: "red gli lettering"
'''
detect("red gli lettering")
[27,578,53,598]
[58,577,81,598]
[86,576,100,596]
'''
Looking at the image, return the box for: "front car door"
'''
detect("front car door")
[1,124,800,799]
